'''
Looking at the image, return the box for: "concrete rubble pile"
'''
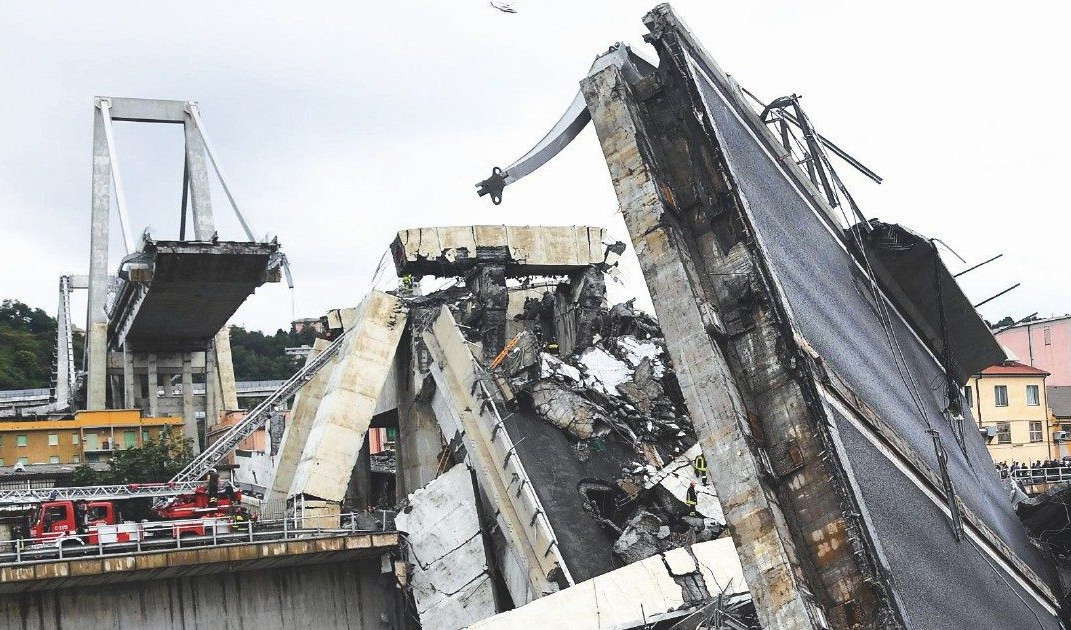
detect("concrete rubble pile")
[257,5,1070,629]
[384,224,757,628]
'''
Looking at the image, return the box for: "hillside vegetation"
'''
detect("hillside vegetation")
[0,300,80,390]
[0,298,312,389]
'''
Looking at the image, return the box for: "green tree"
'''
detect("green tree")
[229,324,317,380]
[71,431,194,486]
[0,299,84,389]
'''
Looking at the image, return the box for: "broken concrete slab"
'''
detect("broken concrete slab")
[265,337,337,506]
[395,464,497,629]
[391,225,612,278]
[423,306,569,605]
[289,291,407,503]
[468,538,749,629]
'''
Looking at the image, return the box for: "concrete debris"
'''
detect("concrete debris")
[392,226,612,279]
[395,465,496,630]
[370,451,396,475]
[528,382,610,440]
[468,538,752,629]
[289,291,408,505]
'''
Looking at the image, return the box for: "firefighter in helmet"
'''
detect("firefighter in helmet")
[692,453,708,485]
[685,481,699,516]
[205,468,220,507]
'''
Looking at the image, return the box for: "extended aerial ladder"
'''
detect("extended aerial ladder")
[0,326,353,505]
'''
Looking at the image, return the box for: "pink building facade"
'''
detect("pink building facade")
[995,316,1071,386]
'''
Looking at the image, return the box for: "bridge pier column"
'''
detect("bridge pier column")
[214,327,239,411]
[147,354,159,418]
[182,354,200,453]
[206,347,219,430]
[122,347,135,409]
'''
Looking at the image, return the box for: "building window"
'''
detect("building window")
[17,457,28,466]
[49,455,60,464]
[48,434,58,446]
[72,456,80,464]
[142,430,150,443]
[1044,327,1052,345]
[964,385,973,407]
[997,421,1011,444]
[0,458,5,467]
[1027,385,1040,406]
[123,431,136,448]
[994,385,1009,407]
[1030,421,1044,443]
[71,433,79,445]
[16,435,27,447]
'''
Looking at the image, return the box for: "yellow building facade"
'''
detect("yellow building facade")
[967,361,1053,465]
[0,410,184,468]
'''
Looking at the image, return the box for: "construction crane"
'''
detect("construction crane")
[0,326,353,505]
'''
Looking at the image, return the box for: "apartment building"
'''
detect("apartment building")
[967,361,1053,463]
[0,409,184,468]
[995,315,1071,386]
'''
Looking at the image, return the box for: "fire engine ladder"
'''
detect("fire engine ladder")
[0,481,206,505]
[169,326,353,483]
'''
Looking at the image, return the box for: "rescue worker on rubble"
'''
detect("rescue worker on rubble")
[685,481,699,516]
[693,453,708,485]
[205,468,220,507]
[400,274,414,294]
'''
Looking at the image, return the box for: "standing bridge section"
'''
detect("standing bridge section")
[83,97,284,449]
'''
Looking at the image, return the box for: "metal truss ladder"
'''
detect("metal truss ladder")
[169,327,353,483]
[0,481,204,505]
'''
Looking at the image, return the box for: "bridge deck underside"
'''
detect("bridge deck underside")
[110,241,277,352]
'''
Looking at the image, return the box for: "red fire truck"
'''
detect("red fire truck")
[20,485,241,547]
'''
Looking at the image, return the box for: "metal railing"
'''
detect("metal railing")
[0,510,395,567]
[999,467,1071,483]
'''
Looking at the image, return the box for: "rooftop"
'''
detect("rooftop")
[995,314,1071,333]
[978,361,1051,377]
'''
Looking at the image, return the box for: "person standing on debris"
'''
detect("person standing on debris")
[693,453,708,485]
[685,481,699,516]
[205,468,220,507]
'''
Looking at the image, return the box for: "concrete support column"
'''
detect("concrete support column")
[206,347,219,430]
[345,435,372,510]
[122,347,135,409]
[466,264,507,361]
[147,353,159,418]
[183,114,215,240]
[181,354,200,453]
[86,103,112,410]
[214,326,239,411]
[266,338,336,507]
[396,332,442,498]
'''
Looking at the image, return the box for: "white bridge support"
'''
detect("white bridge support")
[288,291,408,506]
[266,338,337,506]
[86,98,217,414]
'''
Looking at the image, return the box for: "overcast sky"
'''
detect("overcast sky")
[1,1,1067,334]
